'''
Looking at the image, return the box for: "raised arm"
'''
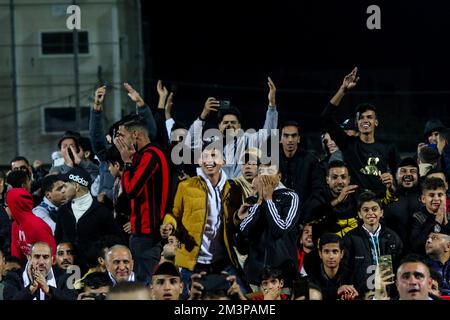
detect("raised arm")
[89,85,108,159]
[321,68,359,149]
[164,92,175,139]
[262,77,278,130]
[330,67,359,107]
[157,79,169,113]
[187,97,219,149]
[155,79,175,127]
[123,83,157,141]
[151,80,172,148]
[248,77,278,148]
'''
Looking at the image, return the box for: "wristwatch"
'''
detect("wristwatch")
[124,162,133,170]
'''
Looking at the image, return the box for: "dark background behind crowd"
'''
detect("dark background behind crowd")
[1,0,450,303]
[141,1,450,154]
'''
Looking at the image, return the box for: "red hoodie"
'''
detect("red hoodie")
[7,188,56,261]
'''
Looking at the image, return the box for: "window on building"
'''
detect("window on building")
[44,107,90,133]
[41,31,89,55]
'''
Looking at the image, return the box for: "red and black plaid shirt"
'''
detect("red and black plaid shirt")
[122,143,170,235]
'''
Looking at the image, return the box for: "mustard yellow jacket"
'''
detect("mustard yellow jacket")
[163,176,242,271]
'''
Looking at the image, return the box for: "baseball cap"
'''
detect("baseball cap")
[57,130,81,149]
[397,157,419,170]
[61,167,92,189]
[423,119,446,139]
[152,262,180,277]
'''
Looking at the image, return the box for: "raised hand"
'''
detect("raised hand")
[94,85,106,111]
[261,176,275,201]
[61,147,74,167]
[124,82,145,107]
[165,92,174,120]
[340,67,359,92]
[113,130,136,163]
[380,172,395,192]
[252,176,264,204]
[200,97,219,120]
[331,185,358,207]
[160,223,174,239]
[27,264,39,294]
[263,283,282,300]
[34,270,50,294]
[268,77,277,106]
[374,265,395,300]
[70,145,82,165]
[435,201,447,225]
[61,145,81,167]
[157,80,169,109]
[157,80,168,97]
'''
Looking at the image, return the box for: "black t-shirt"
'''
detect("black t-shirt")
[341,138,398,194]
[321,103,399,196]
[308,264,349,301]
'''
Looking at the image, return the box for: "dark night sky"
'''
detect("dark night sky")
[141,1,450,153]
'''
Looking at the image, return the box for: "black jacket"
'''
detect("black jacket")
[410,206,450,255]
[384,187,421,253]
[239,188,301,285]
[3,267,77,300]
[0,206,12,256]
[55,198,123,268]
[302,185,358,243]
[279,149,321,209]
[342,225,403,296]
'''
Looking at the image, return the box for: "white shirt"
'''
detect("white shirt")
[196,168,228,264]
[71,193,93,223]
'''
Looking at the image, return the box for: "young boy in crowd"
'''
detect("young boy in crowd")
[411,177,450,254]
[342,191,402,297]
[308,233,355,300]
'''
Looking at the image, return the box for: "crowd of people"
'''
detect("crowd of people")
[0,68,449,301]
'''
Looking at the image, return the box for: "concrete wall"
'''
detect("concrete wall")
[0,0,143,165]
